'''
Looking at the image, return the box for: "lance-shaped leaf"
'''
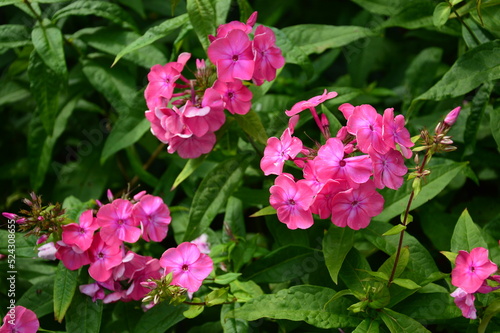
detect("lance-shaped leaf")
[17,278,54,319]
[65,289,103,333]
[234,110,269,145]
[450,208,488,253]
[380,308,431,333]
[187,0,215,50]
[0,24,31,50]
[31,20,67,78]
[353,318,380,333]
[112,14,189,66]
[229,286,362,329]
[183,153,254,241]
[171,154,207,190]
[416,40,500,101]
[133,302,187,333]
[323,225,354,284]
[53,262,78,322]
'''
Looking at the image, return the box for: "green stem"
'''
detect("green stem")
[388,152,430,285]
[447,1,481,46]
[478,313,493,333]
[23,0,43,24]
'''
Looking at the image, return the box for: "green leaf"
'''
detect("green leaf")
[229,286,361,329]
[380,308,431,333]
[375,159,467,222]
[0,24,31,50]
[271,27,313,78]
[282,24,378,55]
[249,205,276,217]
[187,0,216,51]
[183,153,253,241]
[379,247,410,280]
[383,1,435,29]
[17,278,54,319]
[221,303,248,333]
[183,304,204,319]
[223,196,246,241]
[463,81,494,156]
[339,248,372,294]
[78,27,166,68]
[82,58,136,114]
[382,224,407,236]
[65,289,103,333]
[214,273,242,284]
[206,288,229,306]
[112,14,189,66]
[450,208,488,252]
[101,118,150,164]
[416,40,500,101]
[353,318,380,333]
[392,278,421,290]
[242,245,320,283]
[31,20,67,78]
[52,0,137,31]
[171,155,207,190]
[323,225,354,284]
[397,292,461,321]
[433,3,451,27]
[133,302,187,333]
[0,231,37,257]
[233,110,269,145]
[440,251,458,265]
[230,279,264,302]
[350,0,405,15]
[490,106,500,151]
[53,261,78,322]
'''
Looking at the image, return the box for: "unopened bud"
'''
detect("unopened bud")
[444,106,461,127]
[107,189,114,202]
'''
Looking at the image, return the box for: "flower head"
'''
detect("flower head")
[451,247,498,293]
[450,288,476,319]
[0,306,39,333]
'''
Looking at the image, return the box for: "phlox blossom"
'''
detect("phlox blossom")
[88,233,123,282]
[451,247,498,293]
[346,104,388,154]
[0,306,39,333]
[285,90,338,117]
[212,79,252,115]
[269,173,315,229]
[97,199,141,246]
[55,240,91,270]
[330,181,384,230]
[252,25,285,85]
[450,288,476,319]
[260,128,303,176]
[62,209,99,251]
[382,108,413,159]
[159,242,213,293]
[133,195,171,242]
[370,149,408,190]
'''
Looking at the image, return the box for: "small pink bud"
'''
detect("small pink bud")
[37,216,44,221]
[246,11,258,27]
[140,281,158,289]
[133,190,147,201]
[22,198,33,206]
[107,189,114,202]
[37,234,49,244]
[196,59,206,71]
[2,212,18,220]
[16,218,26,224]
[95,199,103,207]
[444,106,461,127]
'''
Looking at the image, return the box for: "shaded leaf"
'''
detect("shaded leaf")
[380,308,431,333]
[187,0,216,50]
[171,155,207,190]
[353,318,380,333]
[382,0,434,29]
[32,20,67,78]
[450,208,488,252]
[53,261,78,322]
[323,225,354,284]
[234,110,269,145]
[65,289,103,333]
[133,302,187,333]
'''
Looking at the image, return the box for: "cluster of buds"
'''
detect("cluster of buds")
[2,192,66,239]
[141,273,188,306]
[144,11,285,159]
[415,106,462,155]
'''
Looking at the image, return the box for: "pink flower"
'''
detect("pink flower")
[88,233,123,282]
[133,195,171,242]
[260,128,303,176]
[159,242,213,293]
[167,131,216,159]
[285,90,338,117]
[208,29,255,82]
[252,25,285,84]
[346,104,388,154]
[209,12,257,41]
[62,209,99,251]
[451,247,498,293]
[382,108,413,159]
[450,288,476,319]
[330,181,384,230]
[55,241,91,270]
[37,242,57,260]
[314,138,372,187]
[370,149,408,190]
[269,173,315,230]
[0,306,39,333]
[80,282,106,302]
[182,89,225,137]
[310,179,349,219]
[97,199,141,246]
[191,233,211,254]
[212,79,252,115]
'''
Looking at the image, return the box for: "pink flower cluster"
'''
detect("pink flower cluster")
[144,12,285,159]
[450,247,499,319]
[0,306,39,333]
[38,191,212,304]
[261,91,414,230]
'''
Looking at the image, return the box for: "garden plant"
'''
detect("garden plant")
[1,0,500,332]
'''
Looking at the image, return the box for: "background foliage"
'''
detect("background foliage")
[1,0,500,332]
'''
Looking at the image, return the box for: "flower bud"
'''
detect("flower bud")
[444,107,461,127]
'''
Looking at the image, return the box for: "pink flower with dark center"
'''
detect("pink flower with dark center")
[62,209,99,251]
[97,199,141,246]
[370,149,408,190]
[0,306,39,333]
[212,79,252,115]
[159,242,213,293]
[269,173,315,230]
[346,104,388,154]
[330,180,384,230]
[208,29,255,82]
[88,233,123,282]
[182,89,225,137]
[450,288,476,319]
[285,90,338,117]
[55,240,91,270]
[310,179,349,219]
[133,195,171,242]
[252,25,285,85]
[382,108,414,159]
[260,128,303,176]
[451,247,498,293]
[314,138,372,187]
